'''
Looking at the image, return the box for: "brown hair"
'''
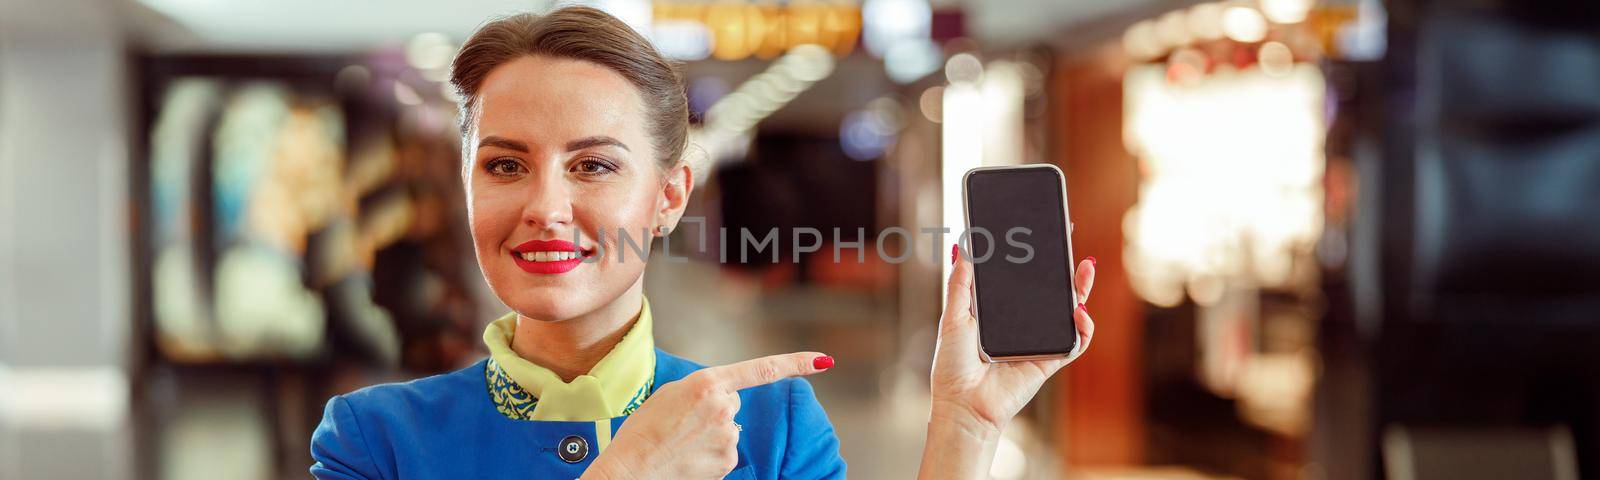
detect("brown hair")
[450,6,689,167]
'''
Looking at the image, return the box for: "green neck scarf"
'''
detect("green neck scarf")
[482,297,656,422]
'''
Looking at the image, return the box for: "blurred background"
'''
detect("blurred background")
[1,0,1598,478]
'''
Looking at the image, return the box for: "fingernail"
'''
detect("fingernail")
[1086,256,1097,267]
[951,244,959,264]
[813,355,835,370]
[1077,303,1087,313]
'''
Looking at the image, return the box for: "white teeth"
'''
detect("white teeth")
[519,251,579,262]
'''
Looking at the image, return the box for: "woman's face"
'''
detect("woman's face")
[465,55,690,322]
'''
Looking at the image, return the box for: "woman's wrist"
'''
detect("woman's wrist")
[581,451,643,480]
[919,400,1004,480]
[929,398,1004,441]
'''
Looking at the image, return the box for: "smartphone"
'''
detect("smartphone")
[962,164,1078,362]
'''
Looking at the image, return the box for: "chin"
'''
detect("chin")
[483,271,592,321]
[481,258,642,322]
[505,290,594,321]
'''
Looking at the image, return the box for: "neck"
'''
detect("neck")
[511,279,645,382]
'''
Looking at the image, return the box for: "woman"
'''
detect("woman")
[309,6,1098,479]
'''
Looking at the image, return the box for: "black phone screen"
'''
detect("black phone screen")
[964,166,1077,359]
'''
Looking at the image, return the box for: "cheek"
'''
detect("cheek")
[573,180,659,241]
[468,183,520,248]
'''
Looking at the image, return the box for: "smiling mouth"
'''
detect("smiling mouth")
[515,251,583,262]
[508,238,594,274]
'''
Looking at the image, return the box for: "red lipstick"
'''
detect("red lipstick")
[509,239,587,274]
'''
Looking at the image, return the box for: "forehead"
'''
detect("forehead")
[472,55,649,147]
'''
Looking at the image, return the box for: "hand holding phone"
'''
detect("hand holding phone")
[922,164,1097,441]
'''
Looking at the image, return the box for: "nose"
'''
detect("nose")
[519,165,573,231]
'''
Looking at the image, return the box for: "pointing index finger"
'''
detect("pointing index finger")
[705,352,831,392]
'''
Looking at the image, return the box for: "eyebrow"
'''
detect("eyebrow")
[478,136,529,152]
[477,135,630,153]
[564,136,630,152]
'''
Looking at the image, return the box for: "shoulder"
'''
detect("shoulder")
[310,359,490,478]
[314,358,489,444]
[339,358,487,412]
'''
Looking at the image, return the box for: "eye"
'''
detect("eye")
[572,158,618,176]
[485,158,525,177]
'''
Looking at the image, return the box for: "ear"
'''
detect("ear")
[656,161,695,233]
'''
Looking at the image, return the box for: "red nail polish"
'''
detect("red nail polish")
[1077,303,1087,313]
[813,355,835,370]
[1086,256,1097,267]
[951,244,959,264]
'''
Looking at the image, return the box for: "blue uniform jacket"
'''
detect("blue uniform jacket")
[310,349,847,479]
